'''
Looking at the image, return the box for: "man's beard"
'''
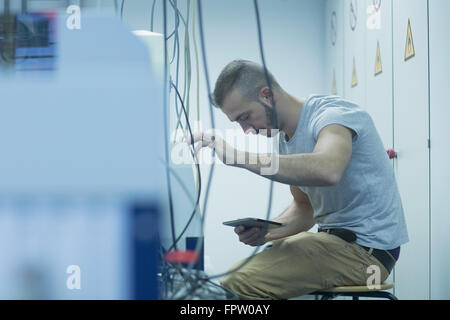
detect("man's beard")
[258,101,278,136]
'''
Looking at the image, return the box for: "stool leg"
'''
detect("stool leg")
[381,292,398,300]
[320,293,335,300]
[364,291,399,300]
[346,291,398,300]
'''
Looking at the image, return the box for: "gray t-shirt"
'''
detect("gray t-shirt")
[279,94,409,250]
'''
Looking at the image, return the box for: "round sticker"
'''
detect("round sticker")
[350,0,358,31]
[331,11,337,46]
[373,0,382,12]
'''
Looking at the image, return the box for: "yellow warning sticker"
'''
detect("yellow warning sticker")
[351,57,358,88]
[375,40,382,76]
[405,18,415,61]
[332,69,337,95]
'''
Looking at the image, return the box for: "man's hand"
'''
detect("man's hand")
[234,186,315,247]
[234,226,268,247]
[184,131,242,165]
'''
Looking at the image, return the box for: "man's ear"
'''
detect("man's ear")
[258,86,273,106]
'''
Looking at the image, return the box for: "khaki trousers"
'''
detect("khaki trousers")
[221,232,390,300]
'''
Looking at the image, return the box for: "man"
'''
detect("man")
[186,60,409,300]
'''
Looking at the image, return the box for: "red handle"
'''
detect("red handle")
[386,149,397,159]
[164,250,199,264]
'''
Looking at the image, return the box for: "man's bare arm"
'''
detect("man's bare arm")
[265,185,315,242]
[235,124,354,186]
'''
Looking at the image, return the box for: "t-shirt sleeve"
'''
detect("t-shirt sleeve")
[311,105,369,142]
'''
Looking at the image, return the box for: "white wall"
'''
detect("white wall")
[392,0,430,300]
[325,0,344,97]
[429,0,450,300]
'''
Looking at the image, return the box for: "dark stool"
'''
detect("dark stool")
[311,283,398,300]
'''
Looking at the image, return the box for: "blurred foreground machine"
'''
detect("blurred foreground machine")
[0,12,165,299]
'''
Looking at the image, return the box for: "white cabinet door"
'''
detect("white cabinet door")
[344,0,366,107]
[429,0,450,300]
[364,0,393,150]
[392,0,430,300]
[364,0,396,294]
[325,0,344,97]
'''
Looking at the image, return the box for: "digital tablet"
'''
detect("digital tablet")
[223,218,285,230]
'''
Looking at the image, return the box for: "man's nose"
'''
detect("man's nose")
[239,122,256,135]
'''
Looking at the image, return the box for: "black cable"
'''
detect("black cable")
[165,5,205,298]
[162,0,178,251]
[166,0,182,41]
[150,0,157,31]
[198,0,276,284]
[171,0,192,142]
[164,0,219,298]
[161,158,197,212]
[169,9,179,65]
[172,88,185,133]
[190,0,217,273]
[167,80,202,253]
[196,0,216,219]
[252,0,277,244]
[252,0,277,238]
[174,1,181,121]
[253,0,278,129]
[157,0,201,256]
[158,0,273,299]
[170,0,261,296]
[170,0,232,298]
[162,0,277,299]
[120,0,125,20]
[182,0,192,116]
[166,0,188,146]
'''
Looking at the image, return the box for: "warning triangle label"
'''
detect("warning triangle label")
[405,18,415,61]
[332,69,337,95]
[351,57,358,88]
[375,41,382,76]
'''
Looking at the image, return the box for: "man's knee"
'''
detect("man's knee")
[221,271,248,298]
[221,270,273,300]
